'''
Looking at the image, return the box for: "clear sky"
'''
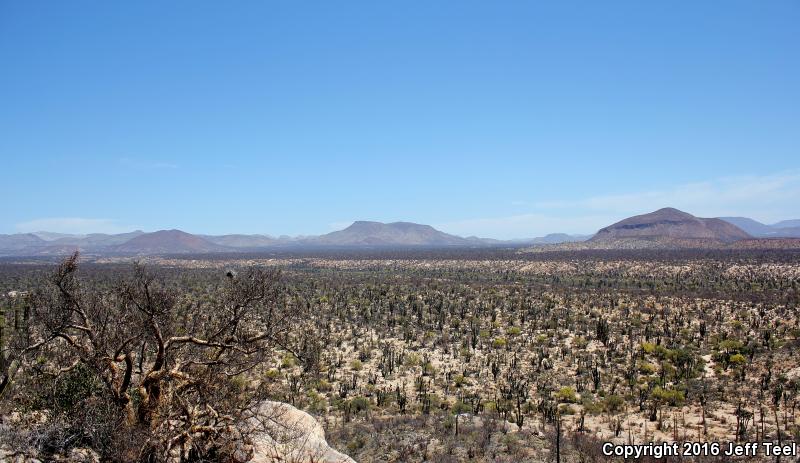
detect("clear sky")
[1,1,798,239]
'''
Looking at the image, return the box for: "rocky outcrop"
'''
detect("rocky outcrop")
[248,401,355,463]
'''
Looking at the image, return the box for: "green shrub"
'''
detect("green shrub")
[350,396,370,413]
[404,353,421,367]
[651,387,684,406]
[641,342,656,354]
[555,386,578,403]
[452,400,472,415]
[603,394,625,413]
[453,375,469,388]
[718,339,744,354]
[639,362,656,375]
[315,379,332,392]
[346,436,366,453]
[49,364,104,412]
[422,361,436,376]
[582,398,604,415]
[729,353,747,365]
[281,353,297,368]
[559,404,576,415]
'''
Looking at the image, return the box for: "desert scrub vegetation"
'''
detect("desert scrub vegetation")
[1,247,799,461]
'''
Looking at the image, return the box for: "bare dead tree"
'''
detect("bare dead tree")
[2,252,308,462]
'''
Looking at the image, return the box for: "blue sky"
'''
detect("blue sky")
[1,1,798,239]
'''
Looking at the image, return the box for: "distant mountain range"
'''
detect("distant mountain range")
[528,233,593,244]
[199,234,283,248]
[718,217,800,238]
[0,233,46,251]
[0,222,588,256]
[1,209,798,256]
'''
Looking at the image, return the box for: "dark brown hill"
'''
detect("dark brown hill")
[591,208,751,243]
[113,230,229,254]
[308,221,470,246]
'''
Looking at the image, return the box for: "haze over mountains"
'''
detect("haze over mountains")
[1,208,799,256]
[718,217,800,238]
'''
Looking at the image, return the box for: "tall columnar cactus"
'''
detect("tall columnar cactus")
[0,298,6,367]
[0,295,27,396]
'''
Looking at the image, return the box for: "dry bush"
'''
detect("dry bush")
[1,252,309,462]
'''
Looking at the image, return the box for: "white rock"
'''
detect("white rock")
[248,401,355,463]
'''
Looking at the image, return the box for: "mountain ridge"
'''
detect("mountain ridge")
[719,217,800,238]
[3,210,799,256]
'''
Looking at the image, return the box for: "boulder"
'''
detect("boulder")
[248,401,355,463]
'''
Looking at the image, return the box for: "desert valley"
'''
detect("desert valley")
[1,208,799,462]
